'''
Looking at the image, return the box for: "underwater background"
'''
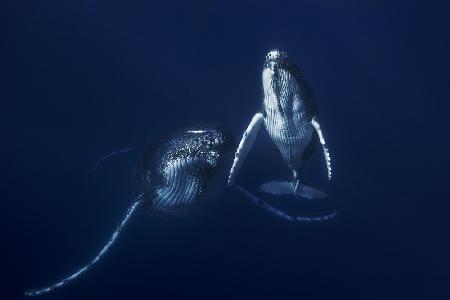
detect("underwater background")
[3,0,450,299]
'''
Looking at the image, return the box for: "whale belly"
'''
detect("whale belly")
[264,111,314,169]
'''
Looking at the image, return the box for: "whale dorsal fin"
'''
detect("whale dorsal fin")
[228,113,264,185]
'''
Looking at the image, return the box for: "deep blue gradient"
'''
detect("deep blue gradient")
[3,1,450,299]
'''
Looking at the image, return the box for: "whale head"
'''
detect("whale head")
[262,49,304,107]
[182,126,235,168]
[137,125,235,212]
[264,49,291,69]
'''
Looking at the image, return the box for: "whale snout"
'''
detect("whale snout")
[265,49,288,67]
[262,49,303,100]
[266,49,283,61]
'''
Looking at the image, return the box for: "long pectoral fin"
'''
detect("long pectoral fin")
[311,117,332,180]
[228,113,264,185]
[25,196,143,297]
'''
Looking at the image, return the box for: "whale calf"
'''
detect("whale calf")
[228,49,335,221]
[25,125,235,296]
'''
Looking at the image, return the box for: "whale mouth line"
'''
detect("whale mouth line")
[264,60,294,73]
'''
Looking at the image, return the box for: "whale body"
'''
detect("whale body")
[262,50,318,172]
[227,49,335,220]
[25,125,235,296]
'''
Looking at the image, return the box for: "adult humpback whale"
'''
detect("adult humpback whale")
[228,50,335,220]
[25,125,235,297]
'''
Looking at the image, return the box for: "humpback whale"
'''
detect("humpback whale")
[25,125,235,297]
[228,49,335,220]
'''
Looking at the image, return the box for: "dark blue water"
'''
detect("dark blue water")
[4,1,450,299]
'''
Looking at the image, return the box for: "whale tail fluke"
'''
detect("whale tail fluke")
[24,196,143,297]
[259,180,293,195]
[232,184,336,223]
[259,180,327,200]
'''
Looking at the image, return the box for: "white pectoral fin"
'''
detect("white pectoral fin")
[311,116,332,180]
[25,196,143,297]
[228,113,264,185]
